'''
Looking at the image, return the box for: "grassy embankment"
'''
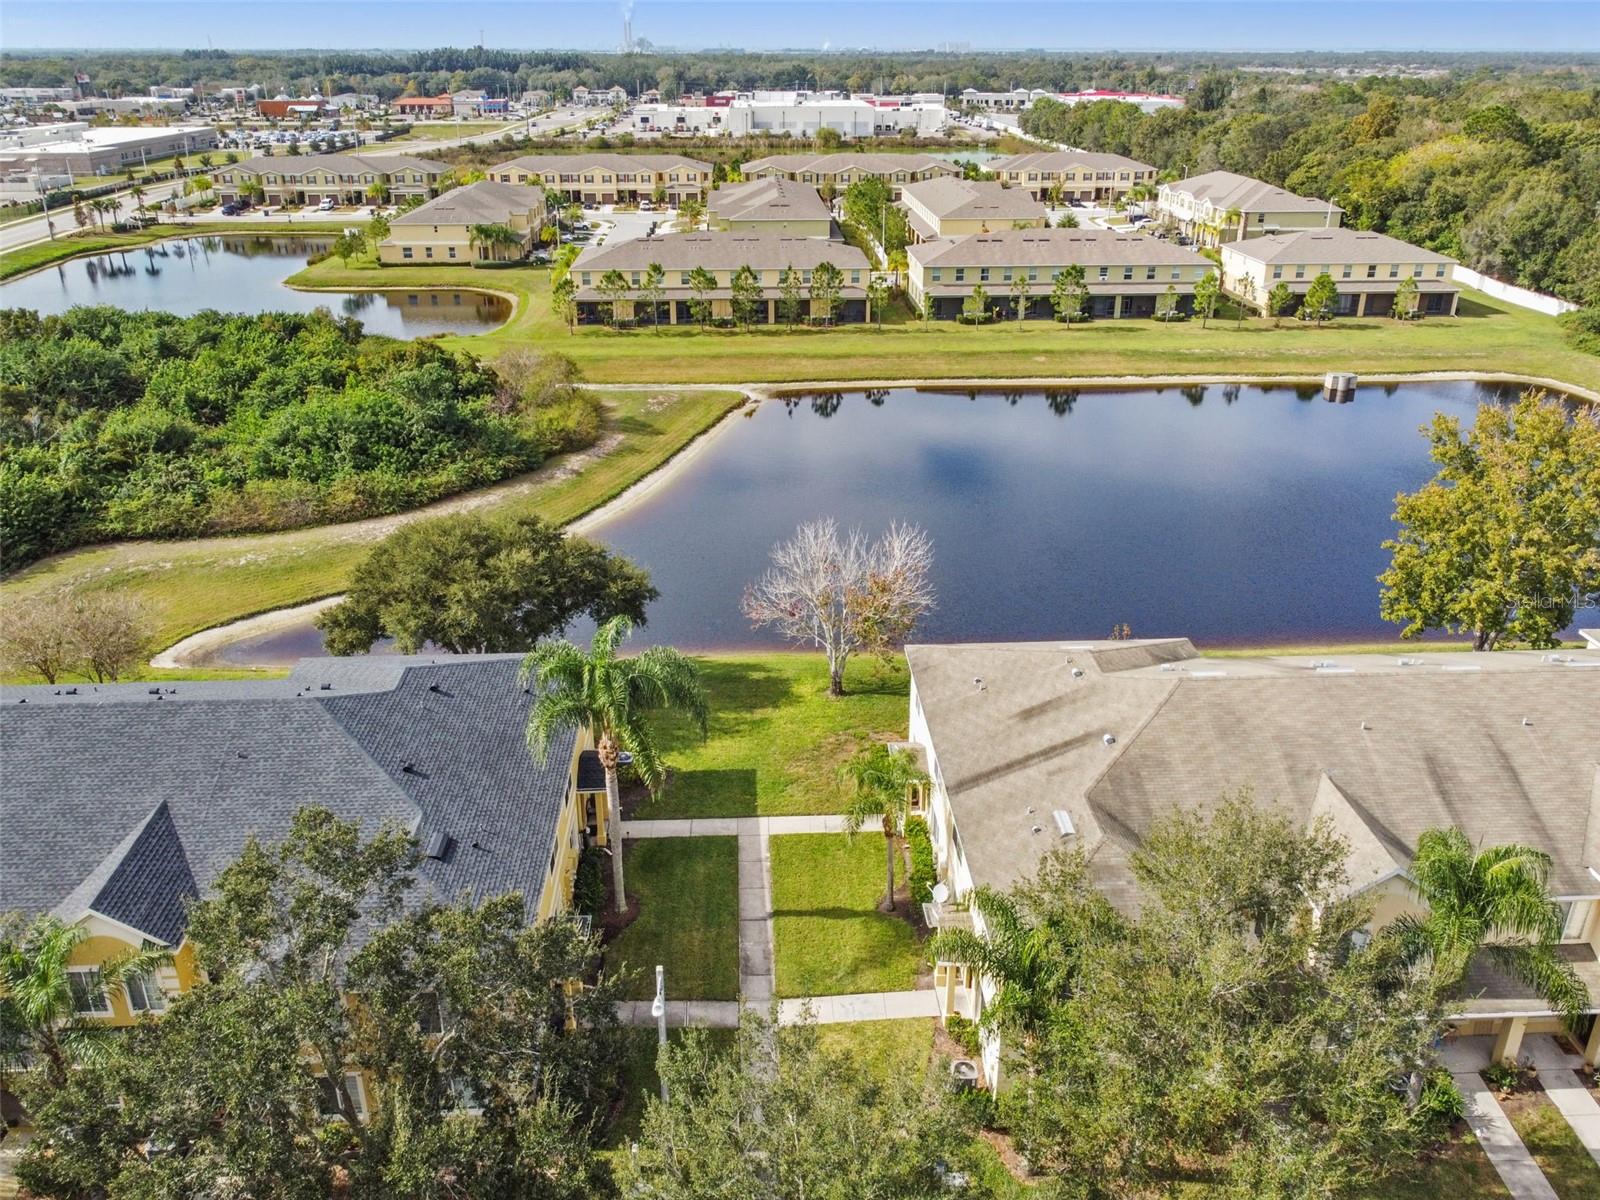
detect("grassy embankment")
[283,256,1600,395]
[0,222,349,281]
[0,388,746,654]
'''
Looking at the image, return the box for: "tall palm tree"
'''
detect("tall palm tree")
[842,743,928,911]
[468,222,523,263]
[522,617,708,914]
[1387,828,1588,1024]
[0,915,172,1091]
[928,886,1067,1054]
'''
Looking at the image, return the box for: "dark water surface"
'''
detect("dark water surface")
[0,235,510,338]
[216,380,1585,666]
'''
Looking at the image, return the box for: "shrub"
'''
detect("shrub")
[906,816,936,906]
[573,847,606,918]
[1560,305,1600,356]
[1482,1061,1522,1092]
[945,1012,983,1058]
[1413,1070,1465,1138]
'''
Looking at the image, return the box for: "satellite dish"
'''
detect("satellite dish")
[931,882,950,905]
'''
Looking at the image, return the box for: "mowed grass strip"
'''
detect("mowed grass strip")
[770,832,923,998]
[284,257,1600,395]
[640,654,911,820]
[605,836,739,1002]
[0,388,745,652]
[1503,1091,1600,1200]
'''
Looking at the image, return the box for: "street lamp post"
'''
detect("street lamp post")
[651,964,667,1103]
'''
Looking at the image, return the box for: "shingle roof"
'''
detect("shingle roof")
[1221,228,1457,267]
[0,656,575,945]
[709,179,831,224]
[225,153,447,179]
[1162,170,1341,215]
[994,150,1154,174]
[909,228,1212,269]
[492,152,712,175]
[907,640,1600,916]
[900,177,1048,223]
[741,152,960,177]
[390,180,545,227]
[573,230,869,272]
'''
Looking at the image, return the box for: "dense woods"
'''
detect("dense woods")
[1021,75,1600,307]
[0,309,599,568]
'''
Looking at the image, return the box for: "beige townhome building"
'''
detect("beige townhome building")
[489,153,712,206]
[708,178,834,237]
[992,150,1158,203]
[570,231,872,325]
[377,180,546,265]
[906,228,1213,320]
[1156,170,1343,246]
[212,154,448,207]
[739,152,960,199]
[905,638,1600,1090]
[1221,228,1460,317]
[899,177,1049,242]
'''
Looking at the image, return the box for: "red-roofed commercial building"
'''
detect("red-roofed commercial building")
[393,93,452,117]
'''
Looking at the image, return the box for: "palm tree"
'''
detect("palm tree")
[468,222,523,264]
[0,915,172,1090]
[1387,828,1589,1025]
[522,617,708,914]
[365,180,391,207]
[842,743,929,912]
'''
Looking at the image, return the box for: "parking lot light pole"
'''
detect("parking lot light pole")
[651,964,668,1103]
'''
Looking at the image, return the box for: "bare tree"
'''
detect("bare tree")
[742,519,934,696]
[0,599,74,683]
[64,592,151,682]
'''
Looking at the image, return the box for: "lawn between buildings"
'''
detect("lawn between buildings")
[603,836,739,1003]
[283,256,1600,396]
[0,388,746,655]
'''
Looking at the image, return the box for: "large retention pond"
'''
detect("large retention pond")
[215,380,1586,666]
[0,235,511,338]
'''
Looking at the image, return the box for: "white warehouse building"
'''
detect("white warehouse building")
[634,91,947,139]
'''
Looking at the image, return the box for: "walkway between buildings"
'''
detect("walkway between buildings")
[1525,1035,1600,1169]
[616,815,934,1025]
[1449,1071,1560,1200]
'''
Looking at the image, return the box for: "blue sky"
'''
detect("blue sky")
[3,0,1597,53]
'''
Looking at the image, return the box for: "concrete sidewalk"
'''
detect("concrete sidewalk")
[620,814,849,839]
[1452,1071,1560,1200]
[615,990,937,1029]
[1525,1035,1600,1169]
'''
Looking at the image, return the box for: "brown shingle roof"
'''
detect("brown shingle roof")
[1162,170,1341,215]
[1222,228,1457,267]
[909,228,1212,269]
[573,231,868,272]
[390,180,544,226]
[709,178,831,224]
[995,150,1154,175]
[900,177,1048,222]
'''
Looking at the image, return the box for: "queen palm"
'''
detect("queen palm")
[842,743,928,912]
[1387,828,1588,1024]
[522,617,708,913]
[0,915,172,1091]
[468,222,523,264]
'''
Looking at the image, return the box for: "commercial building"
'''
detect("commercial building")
[490,152,712,206]
[1220,228,1460,317]
[960,88,1055,111]
[960,87,1184,114]
[64,96,188,118]
[633,91,947,139]
[572,85,628,107]
[0,124,218,176]
[393,93,454,118]
[1156,170,1343,246]
[256,96,328,120]
[570,231,873,325]
[905,227,1213,319]
[899,177,1048,241]
[992,150,1157,203]
[0,656,610,1030]
[708,178,833,236]
[379,180,546,265]
[905,638,1600,1088]
[0,122,89,150]
[0,87,76,107]
[740,152,959,198]
[451,90,508,118]
[213,154,448,206]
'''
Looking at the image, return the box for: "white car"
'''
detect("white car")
[318,197,336,211]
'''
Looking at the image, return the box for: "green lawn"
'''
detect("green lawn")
[0,388,745,654]
[637,654,911,820]
[284,257,1600,396]
[1504,1091,1600,1199]
[604,837,739,1002]
[770,833,924,998]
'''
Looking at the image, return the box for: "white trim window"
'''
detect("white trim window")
[1560,900,1593,942]
[68,967,112,1016]
[315,1073,369,1121]
[125,970,167,1014]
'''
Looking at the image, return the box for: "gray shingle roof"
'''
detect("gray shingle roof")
[1221,228,1457,267]
[573,230,869,273]
[900,177,1048,222]
[492,152,712,175]
[709,179,831,224]
[0,656,575,945]
[909,228,1213,269]
[994,150,1154,175]
[1162,170,1342,215]
[390,180,545,227]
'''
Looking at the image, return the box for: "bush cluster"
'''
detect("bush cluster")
[0,308,600,568]
[905,815,936,906]
[572,846,607,919]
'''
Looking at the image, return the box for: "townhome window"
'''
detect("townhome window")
[1389,264,1400,278]
[1027,172,1038,182]
[1027,267,1038,281]
[1146,267,1157,280]
[1098,267,1109,281]
[1173,268,1183,280]
[1435,265,1447,278]
[425,247,434,258]
[1294,266,1306,280]
[1412,265,1424,277]
[1001,268,1012,282]
[581,272,592,285]
[1119,172,1129,180]
[954,268,965,282]
[1342,265,1353,278]
[125,970,166,1014]
[315,1074,369,1121]
[850,270,860,284]
[931,268,942,282]
[802,270,813,284]
[1122,267,1134,281]
[680,271,692,285]
[403,247,414,259]
[1366,264,1378,279]
[1560,901,1593,941]
[631,271,641,285]
[448,247,457,259]
[979,267,990,282]
[68,968,111,1015]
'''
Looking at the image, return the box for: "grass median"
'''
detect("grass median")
[0,387,745,653]
[605,836,739,1002]
[284,256,1600,395]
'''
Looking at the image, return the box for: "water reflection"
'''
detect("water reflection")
[2,235,510,339]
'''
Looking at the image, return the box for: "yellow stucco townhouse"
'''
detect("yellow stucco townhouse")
[379,179,547,265]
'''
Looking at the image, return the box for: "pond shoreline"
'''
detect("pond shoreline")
[146,374,1583,669]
